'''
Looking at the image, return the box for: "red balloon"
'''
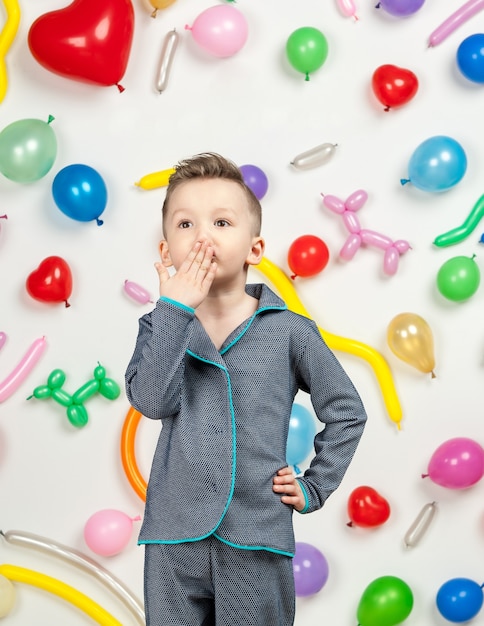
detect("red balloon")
[371,64,418,111]
[26,256,73,307]
[347,485,391,528]
[28,0,135,90]
[287,234,329,279]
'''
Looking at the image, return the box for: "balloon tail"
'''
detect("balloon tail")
[116,83,125,93]
[293,464,301,475]
[290,274,297,280]
[65,300,71,308]
[151,9,157,18]
[346,521,353,527]
[185,24,192,31]
[421,473,429,479]
[0,214,7,219]
[400,178,410,186]
[47,115,55,124]
[431,371,436,379]
[384,105,390,112]
[96,218,104,226]
[305,72,310,81]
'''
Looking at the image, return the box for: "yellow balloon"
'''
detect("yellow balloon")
[134,167,176,190]
[0,0,21,103]
[256,257,403,429]
[387,313,436,377]
[0,564,123,625]
[148,0,177,17]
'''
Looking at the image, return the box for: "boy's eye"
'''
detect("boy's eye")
[215,219,230,227]
[179,221,192,229]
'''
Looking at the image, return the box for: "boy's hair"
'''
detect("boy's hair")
[162,152,262,235]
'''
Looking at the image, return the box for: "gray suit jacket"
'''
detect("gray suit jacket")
[125,284,367,556]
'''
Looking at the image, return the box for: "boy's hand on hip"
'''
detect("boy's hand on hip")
[273,466,305,512]
[155,240,217,309]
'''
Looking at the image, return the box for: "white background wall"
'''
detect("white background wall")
[1,0,484,624]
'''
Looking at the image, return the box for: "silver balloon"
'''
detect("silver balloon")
[290,142,337,170]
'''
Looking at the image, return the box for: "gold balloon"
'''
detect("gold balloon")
[387,313,436,377]
[148,0,177,17]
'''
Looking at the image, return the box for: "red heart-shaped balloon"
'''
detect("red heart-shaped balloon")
[28,0,135,89]
[26,256,73,307]
[347,485,391,528]
[371,64,419,111]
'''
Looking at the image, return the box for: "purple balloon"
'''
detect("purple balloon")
[293,542,329,597]
[239,164,269,200]
[425,437,484,489]
[377,0,425,17]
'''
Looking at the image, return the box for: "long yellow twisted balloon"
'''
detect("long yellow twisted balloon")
[256,257,403,429]
[0,0,20,103]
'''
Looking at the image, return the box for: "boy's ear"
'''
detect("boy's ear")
[159,240,173,267]
[246,236,265,266]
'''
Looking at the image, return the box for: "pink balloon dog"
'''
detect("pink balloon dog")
[321,189,411,276]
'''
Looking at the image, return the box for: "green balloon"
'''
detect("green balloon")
[436,255,480,302]
[357,576,414,626]
[0,116,57,183]
[286,27,328,80]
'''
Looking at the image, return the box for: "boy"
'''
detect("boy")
[125,152,367,625]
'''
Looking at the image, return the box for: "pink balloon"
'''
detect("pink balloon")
[124,280,153,305]
[0,336,47,403]
[84,509,141,556]
[424,437,484,489]
[185,5,249,58]
[428,0,484,47]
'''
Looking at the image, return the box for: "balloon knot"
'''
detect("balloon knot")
[151,9,157,17]
[116,83,125,93]
[185,24,192,31]
[47,115,55,124]
[421,473,428,479]
[290,274,297,280]
[96,218,104,226]
[384,106,390,112]
[65,300,71,308]
[346,521,353,527]
[431,371,436,379]
[400,178,410,186]
[305,73,310,81]
[0,214,7,220]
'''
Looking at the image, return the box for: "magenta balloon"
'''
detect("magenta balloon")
[378,0,425,17]
[427,437,484,489]
[187,5,248,58]
[293,542,329,597]
[239,164,269,200]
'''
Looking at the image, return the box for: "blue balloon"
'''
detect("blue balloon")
[436,578,484,623]
[402,135,467,192]
[52,164,107,225]
[286,403,317,472]
[457,34,484,84]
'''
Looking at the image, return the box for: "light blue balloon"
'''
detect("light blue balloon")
[286,403,317,472]
[402,135,467,192]
[52,164,107,225]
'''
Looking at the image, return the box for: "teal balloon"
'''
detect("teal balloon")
[52,164,107,225]
[402,135,467,192]
[286,403,317,471]
[436,255,480,302]
[357,575,414,626]
[0,116,57,183]
[286,27,328,80]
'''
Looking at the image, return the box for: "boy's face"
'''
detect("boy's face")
[160,178,264,281]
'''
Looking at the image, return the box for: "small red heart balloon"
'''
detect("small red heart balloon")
[347,485,391,528]
[26,256,73,307]
[28,0,135,90]
[371,64,418,111]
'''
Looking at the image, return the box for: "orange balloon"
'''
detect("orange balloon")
[148,0,176,17]
[121,406,147,501]
[387,313,436,377]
